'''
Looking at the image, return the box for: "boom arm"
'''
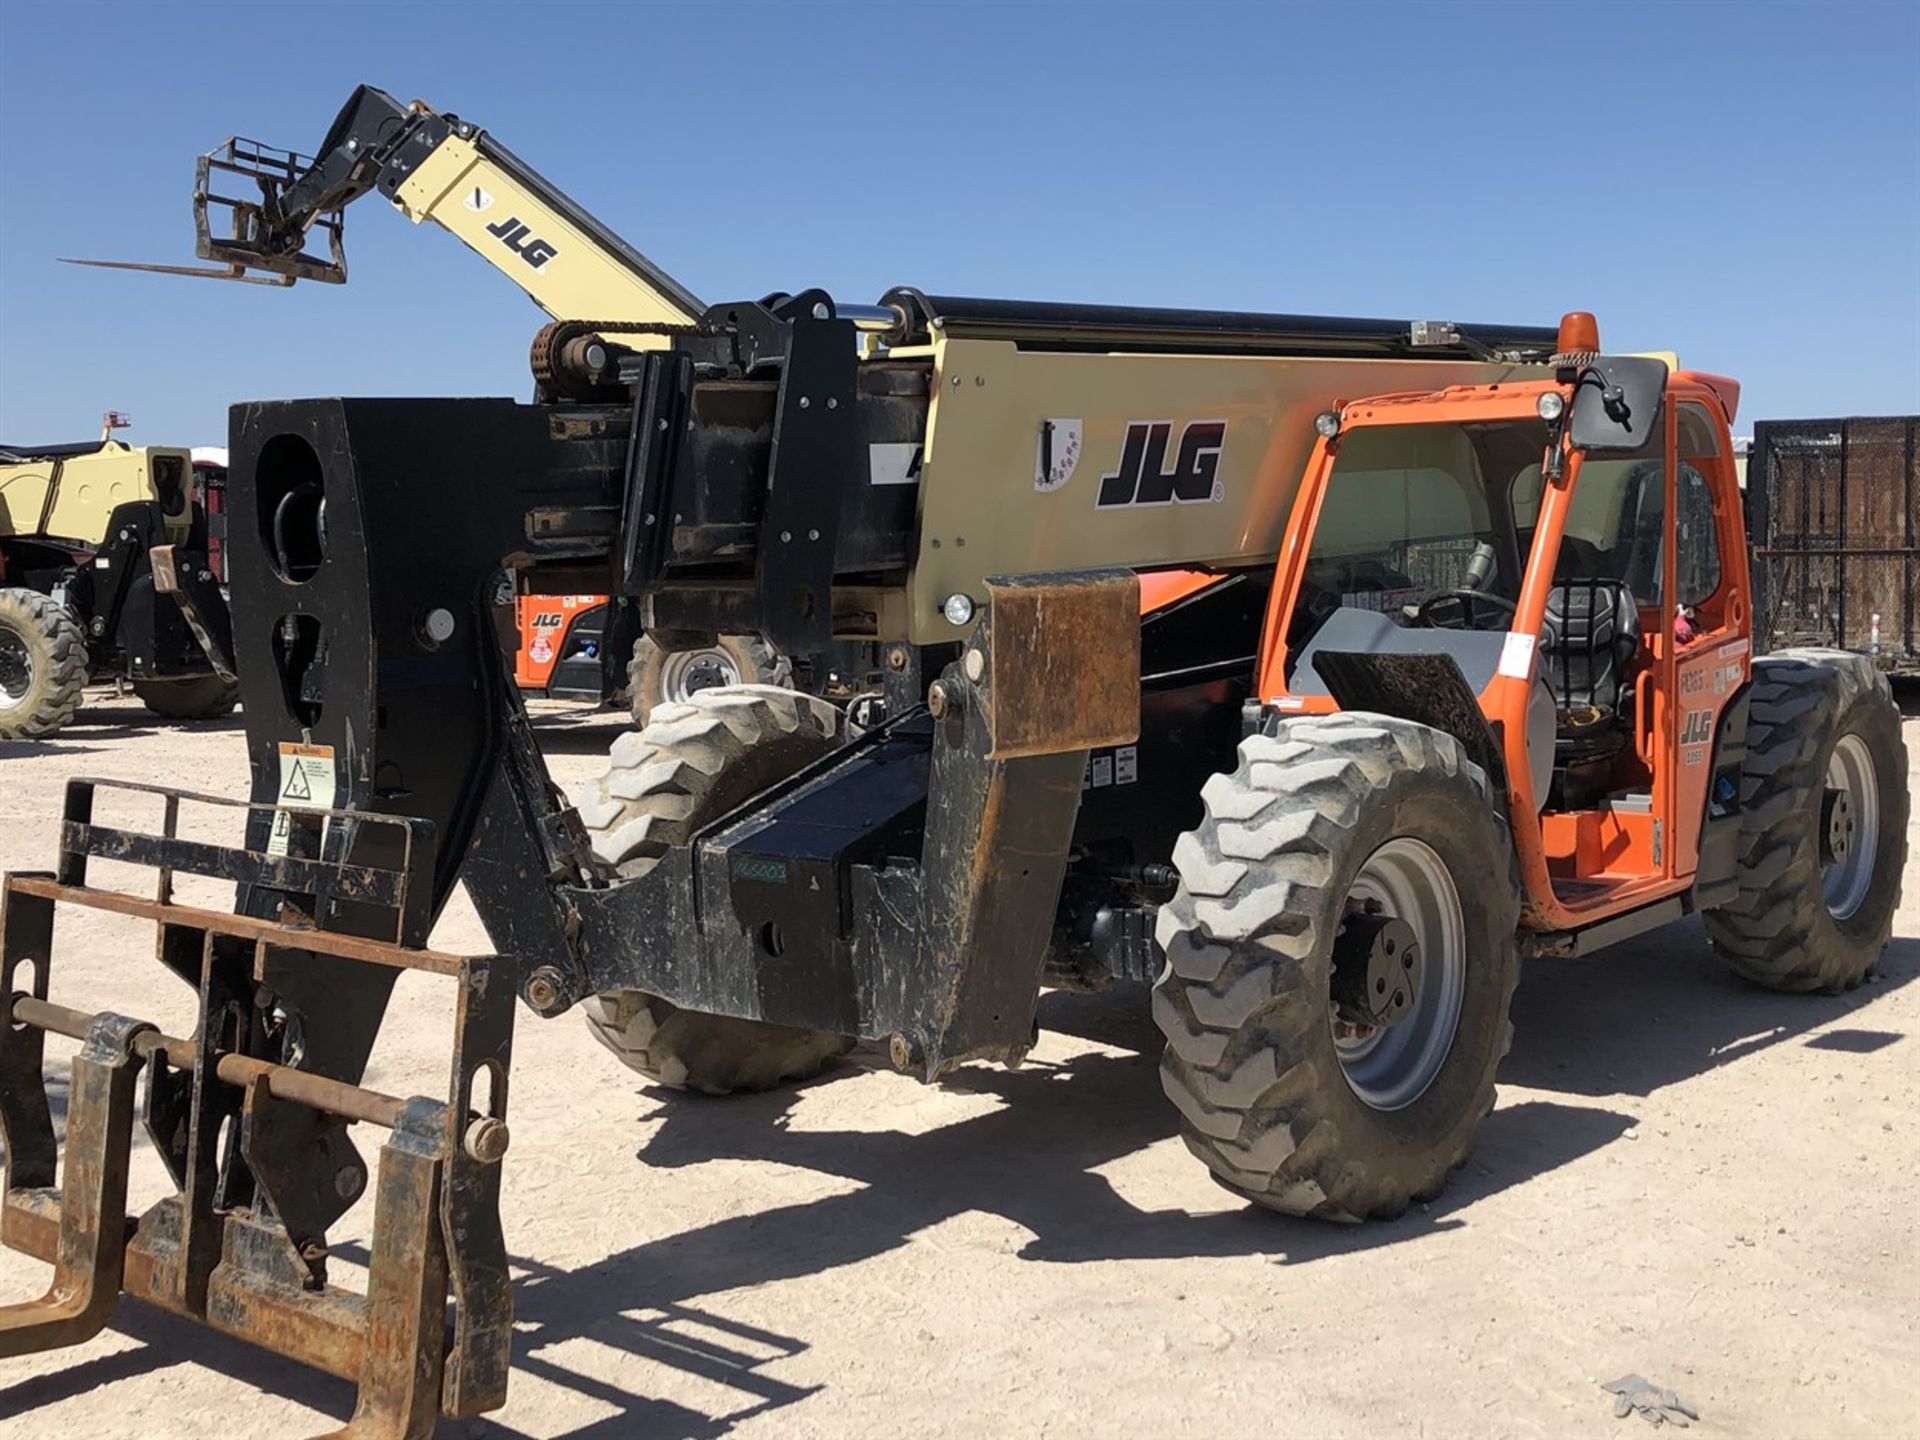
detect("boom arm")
[138,85,701,325]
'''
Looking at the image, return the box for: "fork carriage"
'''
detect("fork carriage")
[0,781,513,1438]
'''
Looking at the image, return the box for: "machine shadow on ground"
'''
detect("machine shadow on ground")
[0,1182,817,1440]
[1504,925,1917,1097]
[2,908,1910,1437]
[597,920,1917,1292]
[0,708,242,759]
[526,708,633,757]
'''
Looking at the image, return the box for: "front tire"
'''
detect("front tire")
[576,685,851,1093]
[1152,713,1521,1221]
[1704,649,1908,992]
[0,588,87,740]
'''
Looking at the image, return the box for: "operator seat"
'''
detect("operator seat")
[1540,579,1642,761]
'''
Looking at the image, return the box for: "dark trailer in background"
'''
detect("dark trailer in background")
[1748,416,1920,673]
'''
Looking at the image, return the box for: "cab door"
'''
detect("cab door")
[1665,397,1751,883]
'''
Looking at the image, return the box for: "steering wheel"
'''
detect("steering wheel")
[1413,587,1518,631]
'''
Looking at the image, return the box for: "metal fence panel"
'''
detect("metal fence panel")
[1748,415,1918,666]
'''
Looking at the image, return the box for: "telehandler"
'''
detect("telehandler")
[69,84,803,722]
[1,205,1905,1428]
[0,415,235,737]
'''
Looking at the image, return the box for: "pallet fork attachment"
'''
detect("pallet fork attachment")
[59,136,348,287]
[0,780,515,1438]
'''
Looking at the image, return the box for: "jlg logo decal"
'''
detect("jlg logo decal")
[1680,708,1715,766]
[485,215,558,269]
[1097,420,1227,507]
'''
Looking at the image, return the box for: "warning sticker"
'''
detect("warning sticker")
[463,185,494,213]
[267,742,336,858]
[1034,418,1082,492]
[1496,630,1537,681]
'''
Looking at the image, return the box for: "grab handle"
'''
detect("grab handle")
[1634,669,1655,764]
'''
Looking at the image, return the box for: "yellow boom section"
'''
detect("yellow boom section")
[390,132,699,326]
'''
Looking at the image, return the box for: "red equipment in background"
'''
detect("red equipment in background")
[513,593,614,699]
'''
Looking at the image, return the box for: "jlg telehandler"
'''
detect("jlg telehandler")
[68,84,808,722]
[1,223,1905,1428]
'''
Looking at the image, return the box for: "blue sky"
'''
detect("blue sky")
[1,0,1915,446]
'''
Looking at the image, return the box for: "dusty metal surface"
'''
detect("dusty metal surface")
[7,877,465,975]
[0,1009,147,1354]
[0,786,517,1437]
[981,570,1141,759]
[148,541,239,681]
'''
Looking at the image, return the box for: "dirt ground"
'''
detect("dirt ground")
[0,690,1916,1439]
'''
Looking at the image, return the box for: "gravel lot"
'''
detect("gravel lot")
[1,690,1916,1438]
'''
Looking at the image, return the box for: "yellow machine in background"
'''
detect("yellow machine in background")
[0,414,234,737]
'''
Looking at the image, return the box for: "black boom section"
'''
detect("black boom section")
[884,289,1561,358]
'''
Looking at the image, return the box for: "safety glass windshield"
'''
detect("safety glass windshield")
[1297,419,1549,636]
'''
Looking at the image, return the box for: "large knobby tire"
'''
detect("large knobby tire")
[576,684,851,1093]
[627,634,792,728]
[0,588,87,740]
[1152,713,1522,1222]
[1704,648,1908,992]
[133,673,239,721]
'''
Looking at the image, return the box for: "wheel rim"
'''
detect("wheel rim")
[659,647,740,703]
[1331,836,1466,1111]
[1822,733,1878,921]
[0,627,31,711]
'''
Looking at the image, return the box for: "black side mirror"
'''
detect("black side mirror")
[1569,356,1667,452]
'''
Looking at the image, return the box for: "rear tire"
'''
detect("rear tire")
[1152,713,1521,1221]
[1704,648,1908,992]
[133,673,239,721]
[627,634,791,727]
[0,588,87,740]
[577,685,851,1093]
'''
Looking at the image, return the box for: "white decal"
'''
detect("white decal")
[869,442,922,486]
[1115,745,1139,785]
[463,185,494,213]
[1497,630,1537,680]
[267,742,337,859]
[1035,418,1082,492]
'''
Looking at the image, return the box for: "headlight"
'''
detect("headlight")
[1313,410,1342,440]
[1536,391,1566,421]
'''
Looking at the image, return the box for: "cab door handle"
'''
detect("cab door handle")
[1634,669,1655,764]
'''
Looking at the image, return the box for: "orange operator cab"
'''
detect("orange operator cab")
[1254,314,1756,941]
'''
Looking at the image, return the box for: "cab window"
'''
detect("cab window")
[1302,423,1509,619]
[1674,402,1726,613]
[1513,429,1667,607]
[1673,460,1721,608]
